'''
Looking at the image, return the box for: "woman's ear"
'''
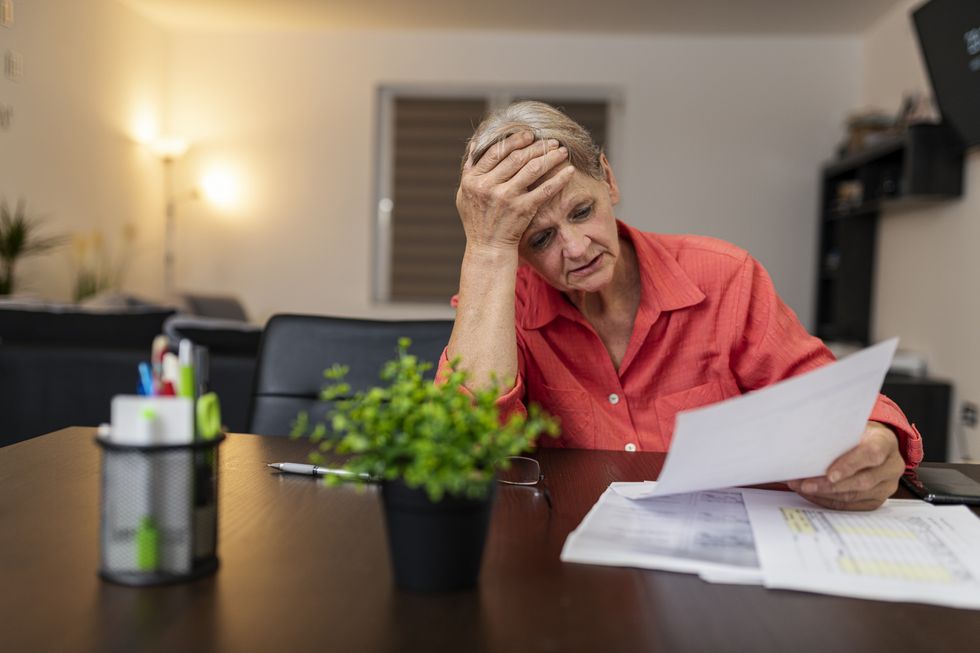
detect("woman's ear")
[600,153,620,205]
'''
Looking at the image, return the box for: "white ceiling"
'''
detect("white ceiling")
[122,0,907,34]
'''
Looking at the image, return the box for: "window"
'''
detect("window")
[375,87,617,304]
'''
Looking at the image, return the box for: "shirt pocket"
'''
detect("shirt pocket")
[538,385,596,449]
[654,381,725,447]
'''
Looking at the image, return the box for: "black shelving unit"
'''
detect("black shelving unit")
[881,374,952,462]
[815,123,965,345]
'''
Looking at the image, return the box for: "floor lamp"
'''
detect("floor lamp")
[151,137,194,294]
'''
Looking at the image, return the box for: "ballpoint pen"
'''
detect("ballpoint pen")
[267,462,374,480]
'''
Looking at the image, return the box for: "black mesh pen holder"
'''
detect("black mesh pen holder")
[96,434,224,586]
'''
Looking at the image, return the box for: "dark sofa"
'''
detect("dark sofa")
[0,306,260,447]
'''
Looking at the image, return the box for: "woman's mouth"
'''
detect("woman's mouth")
[569,254,603,277]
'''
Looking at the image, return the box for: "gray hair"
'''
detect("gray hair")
[464,101,604,180]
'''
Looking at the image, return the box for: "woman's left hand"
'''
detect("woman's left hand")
[787,421,905,511]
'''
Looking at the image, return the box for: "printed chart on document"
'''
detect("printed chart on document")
[778,507,970,582]
[743,490,980,609]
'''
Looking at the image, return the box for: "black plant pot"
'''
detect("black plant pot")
[380,480,496,593]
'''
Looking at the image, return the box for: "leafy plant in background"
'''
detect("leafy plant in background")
[292,338,559,502]
[71,223,137,302]
[0,199,64,295]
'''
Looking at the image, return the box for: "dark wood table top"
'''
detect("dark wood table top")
[1,428,978,653]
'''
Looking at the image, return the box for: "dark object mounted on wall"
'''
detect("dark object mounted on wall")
[913,0,980,147]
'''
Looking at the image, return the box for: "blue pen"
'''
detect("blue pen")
[138,362,155,396]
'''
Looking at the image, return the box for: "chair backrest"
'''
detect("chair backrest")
[247,314,454,436]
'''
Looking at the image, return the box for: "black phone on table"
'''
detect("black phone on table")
[900,466,980,505]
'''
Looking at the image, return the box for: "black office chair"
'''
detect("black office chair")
[247,314,455,437]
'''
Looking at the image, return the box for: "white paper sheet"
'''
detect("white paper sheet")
[636,338,898,497]
[742,489,980,610]
[560,483,763,584]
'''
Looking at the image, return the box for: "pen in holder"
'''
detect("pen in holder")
[97,395,223,586]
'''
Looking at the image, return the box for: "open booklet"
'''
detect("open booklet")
[561,483,980,610]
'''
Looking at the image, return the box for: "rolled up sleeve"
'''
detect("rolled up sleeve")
[870,394,924,470]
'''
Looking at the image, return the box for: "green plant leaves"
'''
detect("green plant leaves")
[292,338,558,502]
[0,199,64,295]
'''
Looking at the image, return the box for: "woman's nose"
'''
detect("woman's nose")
[561,227,590,259]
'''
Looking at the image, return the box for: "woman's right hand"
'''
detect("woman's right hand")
[455,131,575,252]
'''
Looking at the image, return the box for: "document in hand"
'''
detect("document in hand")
[634,338,898,498]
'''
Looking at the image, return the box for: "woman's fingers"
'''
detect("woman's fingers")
[505,145,570,193]
[799,464,900,499]
[494,148,574,230]
[458,131,579,249]
[521,163,576,207]
[470,131,535,174]
[787,424,904,511]
[824,422,896,484]
[795,476,897,511]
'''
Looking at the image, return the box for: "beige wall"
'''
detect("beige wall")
[863,0,980,460]
[2,7,863,326]
[0,0,168,300]
[166,30,861,325]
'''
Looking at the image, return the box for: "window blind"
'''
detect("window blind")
[390,97,487,302]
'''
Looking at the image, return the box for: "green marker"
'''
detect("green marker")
[135,407,160,572]
[135,516,160,571]
[178,339,196,401]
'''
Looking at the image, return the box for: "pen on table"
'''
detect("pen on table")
[267,462,374,480]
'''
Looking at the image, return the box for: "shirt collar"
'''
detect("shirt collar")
[521,220,706,330]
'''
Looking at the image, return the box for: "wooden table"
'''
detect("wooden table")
[1,428,978,653]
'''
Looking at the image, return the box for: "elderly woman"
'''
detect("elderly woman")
[440,101,922,511]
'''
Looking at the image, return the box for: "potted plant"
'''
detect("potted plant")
[293,338,557,592]
[0,199,64,295]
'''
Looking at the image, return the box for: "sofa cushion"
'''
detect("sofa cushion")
[0,306,176,349]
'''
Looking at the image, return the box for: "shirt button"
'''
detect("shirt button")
[625,443,637,452]
[608,393,620,405]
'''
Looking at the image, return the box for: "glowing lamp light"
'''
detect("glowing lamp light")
[131,107,158,145]
[200,167,239,209]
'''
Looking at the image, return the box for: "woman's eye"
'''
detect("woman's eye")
[530,231,553,250]
[572,204,593,220]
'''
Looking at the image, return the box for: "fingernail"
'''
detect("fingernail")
[558,146,568,155]
[549,139,560,148]
[829,471,840,483]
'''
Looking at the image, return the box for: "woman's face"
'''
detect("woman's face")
[518,156,622,295]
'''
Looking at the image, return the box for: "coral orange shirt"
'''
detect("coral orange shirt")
[440,221,923,469]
